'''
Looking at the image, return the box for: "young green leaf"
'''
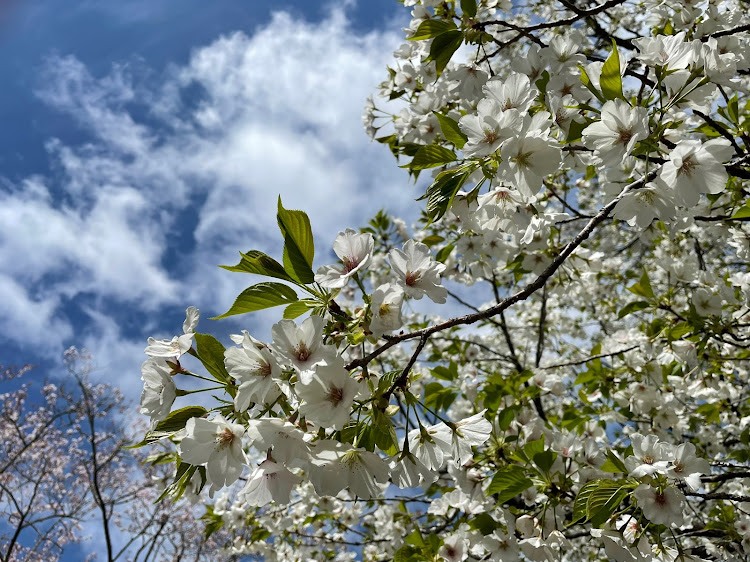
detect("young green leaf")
[211,282,299,319]
[219,250,293,282]
[460,0,477,17]
[193,333,231,384]
[408,19,457,41]
[277,197,315,283]
[434,112,468,149]
[425,30,463,76]
[487,465,533,504]
[403,145,457,170]
[600,40,624,101]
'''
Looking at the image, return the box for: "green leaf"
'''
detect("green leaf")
[435,112,468,149]
[732,203,750,219]
[422,168,472,223]
[578,65,605,103]
[461,0,477,17]
[425,30,463,76]
[627,270,654,299]
[403,145,457,170]
[600,449,628,474]
[533,450,557,474]
[283,301,310,319]
[588,480,634,528]
[155,406,208,433]
[618,300,650,318]
[126,406,208,448]
[600,40,624,101]
[469,513,497,535]
[408,19,457,41]
[277,197,315,283]
[212,282,298,320]
[570,479,599,525]
[219,250,293,282]
[435,243,454,263]
[487,465,533,504]
[194,333,230,384]
[566,119,589,143]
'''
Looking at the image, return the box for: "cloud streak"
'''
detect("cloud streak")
[0,5,410,399]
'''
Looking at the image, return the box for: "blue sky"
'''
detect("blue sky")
[0,0,418,403]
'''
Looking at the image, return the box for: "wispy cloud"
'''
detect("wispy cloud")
[1,5,410,398]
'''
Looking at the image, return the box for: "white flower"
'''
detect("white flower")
[483,73,536,114]
[144,306,199,359]
[459,105,522,158]
[633,32,697,71]
[612,183,675,230]
[633,484,685,527]
[139,357,176,426]
[179,415,247,494]
[667,442,710,491]
[238,459,301,506]
[498,135,562,198]
[659,139,733,207]
[297,361,359,430]
[246,417,310,466]
[225,332,282,410]
[582,99,649,165]
[407,423,452,470]
[389,240,448,303]
[450,410,493,466]
[438,531,469,562]
[314,229,374,289]
[271,316,336,384]
[625,433,672,478]
[692,288,723,317]
[369,283,404,337]
[390,451,438,489]
[309,441,390,499]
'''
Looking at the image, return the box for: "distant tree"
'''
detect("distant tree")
[0,349,228,562]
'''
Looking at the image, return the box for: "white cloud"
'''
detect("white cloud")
[0,5,412,397]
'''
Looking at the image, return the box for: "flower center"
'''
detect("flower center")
[378,303,391,316]
[679,156,696,177]
[294,343,311,362]
[255,362,272,378]
[654,492,667,506]
[342,256,360,273]
[483,128,499,145]
[617,127,634,145]
[511,151,533,169]
[405,271,421,286]
[643,455,654,465]
[216,428,235,448]
[327,385,345,406]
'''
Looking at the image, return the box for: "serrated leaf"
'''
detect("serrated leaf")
[533,450,557,474]
[277,197,315,283]
[435,112,468,149]
[219,250,293,282]
[570,479,599,525]
[155,406,208,433]
[425,29,463,76]
[403,145,457,170]
[422,168,472,223]
[193,333,230,384]
[600,449,629,474]
[600,40,624,101]
[588,480,634,528]
[212,282,298,320]
[487,465,533,504]
[408,19,457,41]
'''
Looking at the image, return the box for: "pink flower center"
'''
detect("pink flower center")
[327,385,344,406]
[405,271,421,286]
